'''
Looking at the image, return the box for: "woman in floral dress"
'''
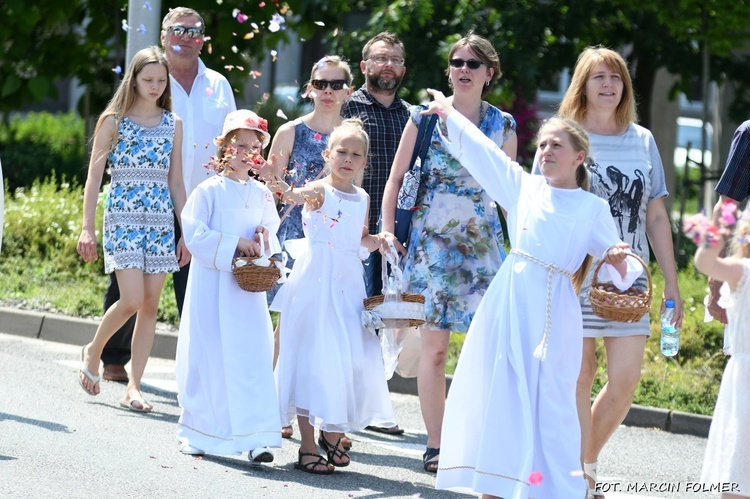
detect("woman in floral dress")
[381,33,516,472]
[76,46,188,411]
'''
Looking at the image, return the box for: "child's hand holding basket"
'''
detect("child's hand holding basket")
[232,228,281,292]
[362,241,425,333]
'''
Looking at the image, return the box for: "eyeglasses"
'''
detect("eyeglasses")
[165,25,204,39]
[310,79,348,91]
[449,58,486,70]
[367,55,405,67]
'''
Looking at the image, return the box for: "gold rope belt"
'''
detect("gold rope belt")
[510,249,574,361]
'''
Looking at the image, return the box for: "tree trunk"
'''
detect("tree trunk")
[629,47,656,130]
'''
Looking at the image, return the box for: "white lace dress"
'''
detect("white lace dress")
[273,183,396,432]
[700,259,750,494]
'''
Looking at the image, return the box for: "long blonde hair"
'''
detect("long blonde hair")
[558,46,637,129]
[539,117,594,294]
[94,46,172,144]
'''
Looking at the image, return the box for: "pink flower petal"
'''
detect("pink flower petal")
[528,471,543,485]
[205,87,214,97]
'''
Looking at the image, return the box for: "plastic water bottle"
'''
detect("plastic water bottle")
[660,299,679,357]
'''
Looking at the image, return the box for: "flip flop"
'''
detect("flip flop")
[78,346,100,396]
[119,397,153,413]
[365,425,405,435]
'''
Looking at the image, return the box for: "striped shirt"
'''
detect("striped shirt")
[342,87,410,234]
[716,120,750,202]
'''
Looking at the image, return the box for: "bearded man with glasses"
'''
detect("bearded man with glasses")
[341,31,410,437]
[99,6,236,384]
[342,33,409,298]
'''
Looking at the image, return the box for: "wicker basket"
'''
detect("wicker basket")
[588,253,652,323]
[232,255,281,292]
[363,293,426,328]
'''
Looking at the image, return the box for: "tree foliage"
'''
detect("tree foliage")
[3,0,750,129]
[331,0,750,130]
[0,0,353,120]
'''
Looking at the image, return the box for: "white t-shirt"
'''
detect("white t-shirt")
[170,59,237,195]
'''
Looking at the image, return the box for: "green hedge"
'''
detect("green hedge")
[0,112,87,191]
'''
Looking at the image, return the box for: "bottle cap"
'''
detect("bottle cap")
[665,299,675,308]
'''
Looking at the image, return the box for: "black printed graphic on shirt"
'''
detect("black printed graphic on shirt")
[588,162,644,251]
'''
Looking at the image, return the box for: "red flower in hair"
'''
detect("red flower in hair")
[246,117,268,132]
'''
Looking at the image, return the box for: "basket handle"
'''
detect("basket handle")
[253,227,271,267]
[380,240,404,300]
[591,251,652,297]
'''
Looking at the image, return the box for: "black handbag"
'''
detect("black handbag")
[394,112,438,245]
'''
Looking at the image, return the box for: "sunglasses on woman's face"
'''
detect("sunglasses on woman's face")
[449,58,486,70]
[310,79,348,91]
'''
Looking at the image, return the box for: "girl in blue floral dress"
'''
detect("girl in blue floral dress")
[382,33,516,472]
[76,46,188,412]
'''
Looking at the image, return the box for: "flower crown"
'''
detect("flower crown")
[682,201,739,248]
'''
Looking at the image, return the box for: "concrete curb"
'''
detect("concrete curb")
[1,306,712,438]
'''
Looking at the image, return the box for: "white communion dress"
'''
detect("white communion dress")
[700,259,750,494]
[273,182,395,432]
[176,175,282,455]
[435,112,635,499]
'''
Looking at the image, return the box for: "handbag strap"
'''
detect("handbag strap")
[407,112,439,173]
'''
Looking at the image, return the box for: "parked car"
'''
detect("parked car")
[674,117,712,168]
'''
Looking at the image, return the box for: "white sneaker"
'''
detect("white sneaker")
[179,442,205,456]
[249,447,274,464]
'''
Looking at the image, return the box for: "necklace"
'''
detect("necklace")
[452,100,486,126]
[223,175,252,208]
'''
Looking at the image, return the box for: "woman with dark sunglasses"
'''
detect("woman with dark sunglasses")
[266,55,354,458]
[381,32,517,473]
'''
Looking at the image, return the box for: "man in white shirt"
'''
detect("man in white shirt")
[101,6,236,381]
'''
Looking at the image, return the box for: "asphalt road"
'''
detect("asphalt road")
[0,332,719,498]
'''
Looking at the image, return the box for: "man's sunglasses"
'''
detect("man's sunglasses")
[166,25,204,39]
[449,58,486,70]
[310,79,348,91]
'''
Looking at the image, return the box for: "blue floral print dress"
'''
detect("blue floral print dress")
[267,119,329,303]
[102,111,179,275]
[403,104,516,331]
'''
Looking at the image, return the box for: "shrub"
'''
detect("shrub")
[0,176,178,324]
[2,176,98,272]
[0,112,87,191]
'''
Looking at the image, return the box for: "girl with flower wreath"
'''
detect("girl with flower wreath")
[175,110,283,463]
[692,204,750,497]
[76,46,189,412]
